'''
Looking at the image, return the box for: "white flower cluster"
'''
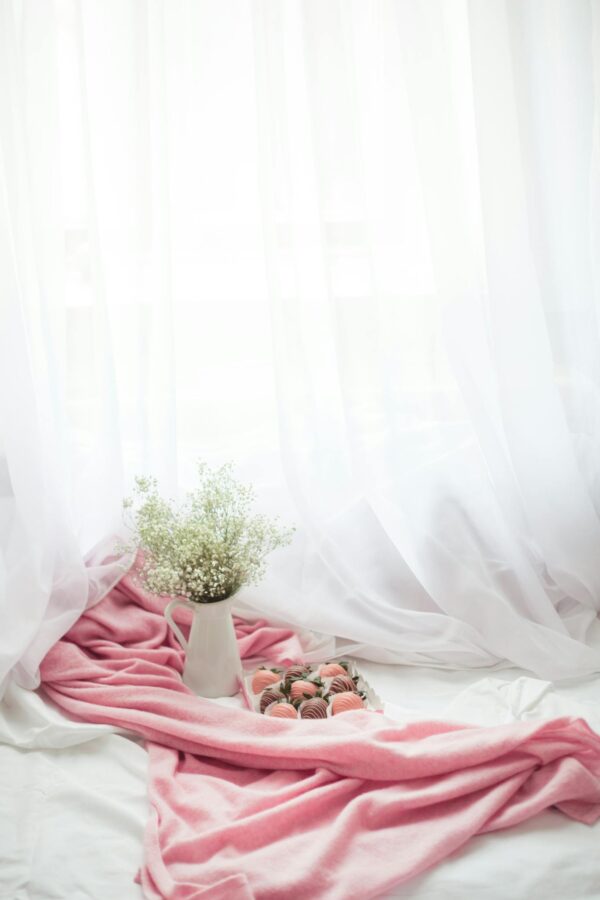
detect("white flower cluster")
[122,462,294,604]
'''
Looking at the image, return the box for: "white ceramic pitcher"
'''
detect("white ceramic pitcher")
[164,594,242,698]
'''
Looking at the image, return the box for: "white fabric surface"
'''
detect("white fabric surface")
[0,683,147,899]
[2,0,600,690]
[2,667,600,900]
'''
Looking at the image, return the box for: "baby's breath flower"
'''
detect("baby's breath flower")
[122,461,294,603]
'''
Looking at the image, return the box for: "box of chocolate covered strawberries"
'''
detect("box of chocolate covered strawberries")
[242,659,383,719]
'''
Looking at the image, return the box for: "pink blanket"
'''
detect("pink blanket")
[40,573,600,899]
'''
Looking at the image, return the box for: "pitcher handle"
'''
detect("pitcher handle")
[164,598,190,651]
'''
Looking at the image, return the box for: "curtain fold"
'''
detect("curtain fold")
[2,0,600,685]
[0,0,126,693]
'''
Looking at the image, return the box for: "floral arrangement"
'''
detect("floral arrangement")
[122,461,294,604]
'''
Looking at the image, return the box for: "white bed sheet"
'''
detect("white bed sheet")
[0,685,148,899]
[2,665,600,900]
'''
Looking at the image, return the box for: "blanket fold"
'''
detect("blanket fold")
[40,573,600,900]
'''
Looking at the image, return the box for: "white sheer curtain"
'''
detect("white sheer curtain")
[2,0,600,688]
[0,0,128,693]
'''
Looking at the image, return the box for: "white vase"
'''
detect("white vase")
[164,594,242,698]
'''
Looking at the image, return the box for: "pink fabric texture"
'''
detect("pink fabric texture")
[40,573,600,900]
